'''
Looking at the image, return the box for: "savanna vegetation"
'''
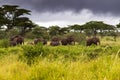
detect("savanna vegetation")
[0,4,120,80]
[0,38,120,80]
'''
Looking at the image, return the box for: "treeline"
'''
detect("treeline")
[0,5,120,41]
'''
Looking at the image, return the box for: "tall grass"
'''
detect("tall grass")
[0,37,120,80]
[0,53,120,80]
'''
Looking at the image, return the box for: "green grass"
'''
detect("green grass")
[0,37,120,80]
[0,53,120,80]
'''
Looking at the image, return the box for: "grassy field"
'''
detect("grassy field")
[0,36,120,80]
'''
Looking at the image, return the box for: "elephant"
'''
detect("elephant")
[61,36,75,45]
[50,41,60,46]
[10,35,24,46]
[61,38,68,45]
[34,38,47,45]
[15,35,24,45]
[86,37,100,46]
[50,37,60,46]
[42,39,47,45]
[34,38,41,44]
[10,40,17,46]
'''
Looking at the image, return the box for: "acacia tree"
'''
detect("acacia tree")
[68,24,84,33]
[15,17,35,35]
[0,7,6,29]
[0,5,32,33]
[83,21,102,36]
[59,27,69,35]
[83,21,115,37]
[48,25,61,37]
[32,26,48,39]
[116,23,120,31]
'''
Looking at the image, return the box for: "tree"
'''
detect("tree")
[116,23,120,31]
[48,25,61,37]
[83,21,115,37]
[59,27,69,35]
[32,26,48,39]
[0,7,6,29]
[15,17,35,35]
[83,21,102,36]
[68,24,84,33]
[0,5,31,32]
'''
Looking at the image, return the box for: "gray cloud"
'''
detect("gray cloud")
[0,0,120,14]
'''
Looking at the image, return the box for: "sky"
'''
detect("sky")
[0,0,120,27]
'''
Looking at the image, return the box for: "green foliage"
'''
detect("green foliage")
[29,61,65,80]
[74,33,86,45]
[83,21,115,36]
[0,30,6,39]
[0,39,9,48]
[6,28,19,37]
[32,26,49,39]
[0,48,7,55]
[21,43,45,64]
[8,47,23,54]
[105,37,114,41]
[0,4,32,35]
[116,23,120,28]
[0,52,120,80]
[0,37,120,79]
[25,31,36,39]
[68,24,84,32]
[48,25,60,37]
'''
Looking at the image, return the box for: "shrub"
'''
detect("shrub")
[25,31,36,39]
[21,43,45,64]
[0,30,6,39]
[74,33,86,45]
[0,39,9,48]
[6,28,19,37]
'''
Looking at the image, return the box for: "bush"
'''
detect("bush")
[0,39,10,48]
[0,30,6,39]
[25,31,36,39]
[6,28,19,37]
[21,43,45,64]
[74,33,86,45]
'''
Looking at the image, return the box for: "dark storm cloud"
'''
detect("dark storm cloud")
[0,0,120,14]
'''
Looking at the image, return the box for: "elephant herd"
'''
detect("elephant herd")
[50,36,75,46]
[9,35,100,46]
